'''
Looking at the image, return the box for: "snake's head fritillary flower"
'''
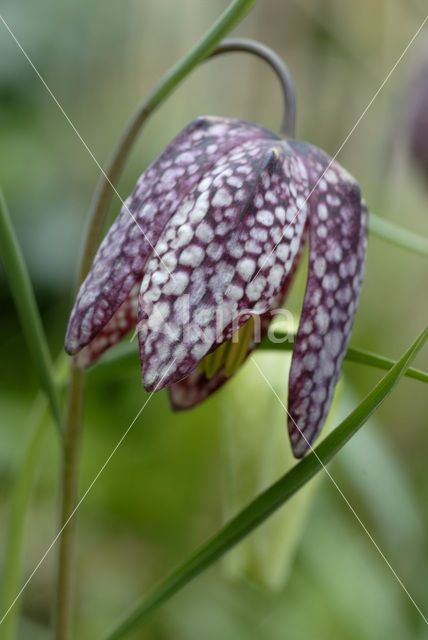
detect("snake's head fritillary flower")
[409,50,428,182]
[65,116,367,457]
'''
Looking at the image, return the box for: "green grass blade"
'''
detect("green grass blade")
[0,395,50,639]
[0,353,68,638]
[369,213,428,258]
[105,325,428,640]
[0,189,62,429]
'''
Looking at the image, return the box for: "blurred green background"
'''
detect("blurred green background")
[1,1,427,638]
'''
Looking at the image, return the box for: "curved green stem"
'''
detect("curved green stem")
[369,213,428,258]
[0,396,50,640]
[54,364,85,640]
[56,3,260,639]
[105,325,428,640]
[78,0,258,283]
[342,343,428,383]
[209,38,296,137]
[0,188,62,430]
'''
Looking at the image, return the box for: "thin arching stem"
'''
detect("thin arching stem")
[208,38,296,138]
[56,3,260,640]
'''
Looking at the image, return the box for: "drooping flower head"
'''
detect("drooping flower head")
[65,115,367,457]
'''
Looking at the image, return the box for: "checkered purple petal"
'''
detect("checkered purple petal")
[138,140,310,391]
[287,142,368,457]
[168,246,307,410]
[65,116,277,359]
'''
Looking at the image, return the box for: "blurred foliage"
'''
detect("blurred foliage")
[0,0,427,638]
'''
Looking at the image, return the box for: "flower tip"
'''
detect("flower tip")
[288,425,310,458]
[64,328,80,356]
[141,359,179,394]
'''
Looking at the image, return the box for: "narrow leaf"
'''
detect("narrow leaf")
[0,189,61,429]
[0,353,68,638]
[0,395,50,639]
[105,325,428,639]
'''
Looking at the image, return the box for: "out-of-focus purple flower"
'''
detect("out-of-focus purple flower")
[65,116,367,457]
[409,52,428,180]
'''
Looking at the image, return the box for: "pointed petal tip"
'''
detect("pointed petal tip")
[288,417,315,458]
[64,322,80,356]
[290,439,309,459]
[141,370,169,394]
[142,362,200,394]
[140,353,188,393]
[64,343,77,357]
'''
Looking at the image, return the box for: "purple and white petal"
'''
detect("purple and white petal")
[74,282,139,367]
[65,117,278,358]
[168,367,229,410]
[287,143,368,457]
[138,141,310,391]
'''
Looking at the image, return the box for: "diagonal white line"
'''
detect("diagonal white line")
[0,12,175,280]
[0,358,176,627]
[250,356,428,626]
[251,14,428,283]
